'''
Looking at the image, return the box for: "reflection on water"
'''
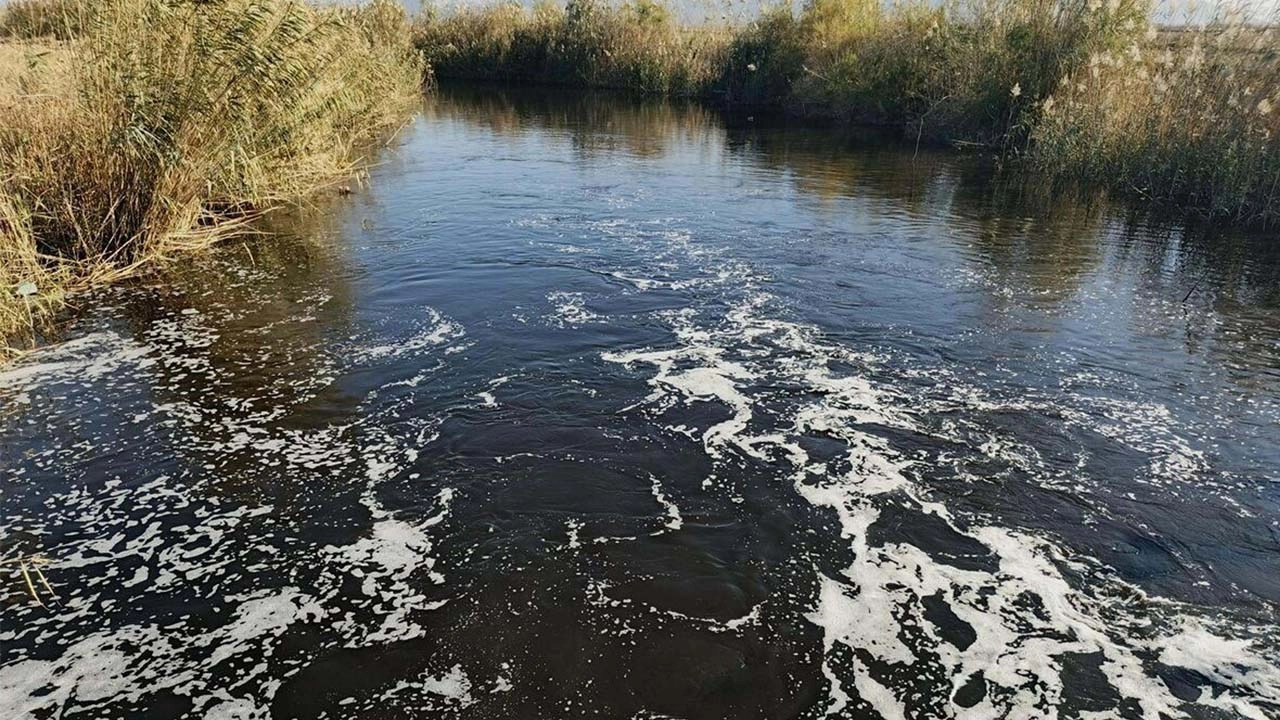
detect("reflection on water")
[2,84,1278,719]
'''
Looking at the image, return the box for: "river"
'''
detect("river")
[2,85,1279,719]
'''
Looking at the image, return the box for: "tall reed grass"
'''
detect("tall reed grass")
[0,0,85,40]
[1032,17,1280,225]
[416,0,1148,140]
[784,0,1147,143]
[415,0,726,95]
[0,0,424,353]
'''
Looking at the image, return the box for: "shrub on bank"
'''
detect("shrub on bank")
[0,0,424,352]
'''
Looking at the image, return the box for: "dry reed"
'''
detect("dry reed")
[0,0,425,354]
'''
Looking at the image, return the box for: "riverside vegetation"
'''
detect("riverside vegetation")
[415,0,1280,225]
[0,0,424,354]
[1,0,1277,356]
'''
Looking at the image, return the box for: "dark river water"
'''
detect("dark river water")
[3,85,1280,719]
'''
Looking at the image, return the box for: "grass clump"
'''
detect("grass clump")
[415,0,727,95]
[0,0,424,353]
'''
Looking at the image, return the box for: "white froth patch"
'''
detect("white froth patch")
[0,588,319,717]
[209,589,325,666]
[649,475,684,531]
[421,664,473,703]
[326,484,455,645]
[564,519,584,550]
[348,308,465,365]
[546,291,601,327]
[1,299,468,716]
[205,697,268,720]
[377,664,475,708]
[604,341,754,460]
[0,331,154,393]
[606,276,1280,718]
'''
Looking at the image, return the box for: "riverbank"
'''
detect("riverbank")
[0,0,424,356]
[415,0,1280,227]
[3,1,1276,358]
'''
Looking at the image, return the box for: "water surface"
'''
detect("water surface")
[2,85,1279,719]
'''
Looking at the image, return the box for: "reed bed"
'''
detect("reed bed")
[0,0,424,354]
[0,0,85,40]
[1032,17,1280,225]
[416,0,1147,140]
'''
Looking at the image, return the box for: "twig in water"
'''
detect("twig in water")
[3,554,59,607]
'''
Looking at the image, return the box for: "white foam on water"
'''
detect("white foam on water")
[582,577,764,636]
[604,336,754,462]
[473,375,512,409]
[204,697,269,720]
[347,308,465,365]
[648,475,684,532]
[420,664,473,704]
[0,331,154,392]
[0,300,470,716]
[565,519,584,550]
[0,587,320,717]
[370,663,476,711]
[546,290,602,327]
[604,277,1280,719]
